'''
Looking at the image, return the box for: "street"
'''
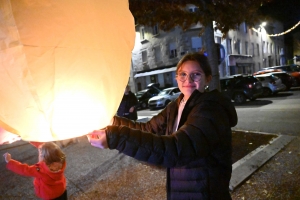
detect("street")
[138,87,300,136]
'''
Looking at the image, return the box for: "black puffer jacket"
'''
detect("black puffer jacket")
[107,89,237,200]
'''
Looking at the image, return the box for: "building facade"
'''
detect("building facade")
[130,19,285,93]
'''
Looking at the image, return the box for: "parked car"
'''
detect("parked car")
[135,86,161,109]
[268,72,295,91]
[262,64,300,86]
[220,74,263,104]
[254,74,286,96]
[148,87,181,110]
[254,71,295,90]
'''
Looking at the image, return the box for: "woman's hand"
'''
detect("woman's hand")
[87,129,108,149]
[3,152,11,163]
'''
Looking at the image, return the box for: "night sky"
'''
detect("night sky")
[260,0,300,52]
[260,0,300,32]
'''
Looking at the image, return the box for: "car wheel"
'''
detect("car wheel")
[233,93,246,104]
[164,100,171,107]
[262,87,272,97]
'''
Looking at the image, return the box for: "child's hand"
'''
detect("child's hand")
[3,153,11,163]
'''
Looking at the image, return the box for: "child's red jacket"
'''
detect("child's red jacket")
[6,159,66,200]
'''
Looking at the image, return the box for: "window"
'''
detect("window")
[270,43,273,54]
[142,50,147,63]
[252,43,255,56]
[169,42,177,59]
[263,41,266,53]
[244,23,248,33]
[150,76,157,84]
[191,37,202,52]
[154,46,162,62]
[215,36,221,44]
[140,27,145,40]
[245,41,248,55]
[227,39,232,54]
[266,42,269,53]
[188,6,199,12]
[257,43,260,56]
[235,40,241,54]
[152,24,159,35]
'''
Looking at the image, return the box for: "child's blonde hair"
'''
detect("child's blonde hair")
[39,142,66,165]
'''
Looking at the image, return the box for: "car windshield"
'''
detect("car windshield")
[243,76,259,83]
[135,90,147,98]
[158,89,172,96]
[271,75,279,80]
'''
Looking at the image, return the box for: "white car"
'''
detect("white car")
[254,74,286,96]
[148,87,181,110]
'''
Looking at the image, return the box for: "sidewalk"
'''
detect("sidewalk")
[0,131,298,199]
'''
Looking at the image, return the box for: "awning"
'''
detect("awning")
[228,54,253,66]
[134,67,177,78]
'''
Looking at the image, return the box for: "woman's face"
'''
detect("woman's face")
[176,61,211,100]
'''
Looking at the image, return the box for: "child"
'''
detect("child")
[3,142,67,200]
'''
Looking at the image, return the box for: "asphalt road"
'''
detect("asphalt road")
[137,87,300,136]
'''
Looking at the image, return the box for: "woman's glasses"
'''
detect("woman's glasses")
[176,72,202,82]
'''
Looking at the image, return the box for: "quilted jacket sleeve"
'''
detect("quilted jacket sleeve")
[6,159,40,177]
[106,121,211,168]
[112,109,169,136]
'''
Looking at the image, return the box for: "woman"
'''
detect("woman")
[88,52,237,200]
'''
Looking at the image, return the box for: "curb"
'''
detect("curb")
[230,134,295,191]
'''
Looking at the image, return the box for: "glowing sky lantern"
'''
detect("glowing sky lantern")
[0,0,135,143]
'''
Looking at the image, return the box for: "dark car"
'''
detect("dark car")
[135,86,161,109]
[220,75,263,103]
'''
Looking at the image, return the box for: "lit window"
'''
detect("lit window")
[142,50,147,63]
[191,37,202,52]
[152,24,159,35]
[140,27,145,40]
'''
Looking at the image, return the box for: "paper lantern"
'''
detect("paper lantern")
[0,0,135,143]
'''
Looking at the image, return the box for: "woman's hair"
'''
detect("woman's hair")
[39,142,66,165]
[176,53,212,77]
